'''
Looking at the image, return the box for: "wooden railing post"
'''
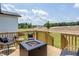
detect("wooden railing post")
[35,31,38,40]
[45,32,48,43]
[61,34,65,49]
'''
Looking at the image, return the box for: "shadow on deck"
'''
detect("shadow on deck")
[0,45,78,56]
[60,48,76,56]
[0,45,62,56]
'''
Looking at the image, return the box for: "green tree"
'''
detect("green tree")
[18,23,28,29]
[44,21,51,29]
[28,23,33,28]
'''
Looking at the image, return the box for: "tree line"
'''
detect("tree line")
[18,21,79,29]
[44,21,79,29]
[18,23,33,29]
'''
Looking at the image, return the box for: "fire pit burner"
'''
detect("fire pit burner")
[26,41,40,47]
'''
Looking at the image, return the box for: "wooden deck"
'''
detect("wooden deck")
[0,45,61,56]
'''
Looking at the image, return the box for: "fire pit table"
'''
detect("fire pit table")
[20,40,47,56]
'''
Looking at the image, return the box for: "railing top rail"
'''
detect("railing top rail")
[61,32,79,36]
[0,32,18,34]
[0,30,48,34]
[0,29,79,36]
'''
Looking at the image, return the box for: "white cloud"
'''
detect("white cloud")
[32,9,49,23]
[15,9,29,16]
[75,17,79,21]
[2,4,29,15]
[2,4,16,12]
[32,9,48,16]
[76,17,79,19]
[18,16,32,23]
[18,9,28,14]
[1,4,50,25]
[73,3,79,8]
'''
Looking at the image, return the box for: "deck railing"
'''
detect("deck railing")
[0,32,18,39]
[17,30,54,46]
[35,31,54,46]
[1,30,79,53]
[0,30,54,46]
[61,33,79,52]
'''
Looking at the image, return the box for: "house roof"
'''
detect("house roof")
[0,10,21,17]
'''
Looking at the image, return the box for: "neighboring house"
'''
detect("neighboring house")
[0,7,21,32]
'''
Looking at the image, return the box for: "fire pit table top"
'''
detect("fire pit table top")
[20,40,47,51]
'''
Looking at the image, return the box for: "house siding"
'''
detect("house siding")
[0,14,18,32]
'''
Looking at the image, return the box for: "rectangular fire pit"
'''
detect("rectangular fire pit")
[26,41,40,47]
[20,40,47,56]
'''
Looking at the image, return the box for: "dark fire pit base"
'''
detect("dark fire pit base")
[20,40,47,56]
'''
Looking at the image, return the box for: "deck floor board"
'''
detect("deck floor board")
[0,45,61,56]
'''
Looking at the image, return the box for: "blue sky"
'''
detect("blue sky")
[1,3,79,25]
